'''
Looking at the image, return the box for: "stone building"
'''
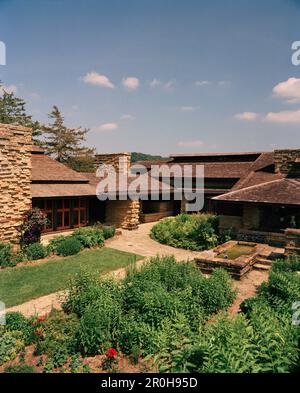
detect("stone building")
[1,122,299,247]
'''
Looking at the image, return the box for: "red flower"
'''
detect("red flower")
[37,315,47,323]
[106,348,117,358]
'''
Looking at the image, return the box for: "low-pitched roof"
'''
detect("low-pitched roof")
[31,154,88,183]
[31,183,97,198]
[134,160,252,179]
[213,178,300,205]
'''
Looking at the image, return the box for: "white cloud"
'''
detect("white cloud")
[177,140,204,147]
[164,80,176,90]
[83,72,115,88]
[122,77,140,91]
[264,109,300,124]
[195,80,210,87]
[92,123,119,132]
[121,114,135,120]
[218,80,231,87]
[272,77,300,103]
[234,112,259,121]
[0,84,17,94]
[178,106,200,112]
[149,78,161,88]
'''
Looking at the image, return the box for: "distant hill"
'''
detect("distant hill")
[131,152,169,162]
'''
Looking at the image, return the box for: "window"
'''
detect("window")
[73,198,87,227]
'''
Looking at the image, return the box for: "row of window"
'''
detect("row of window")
[33,198,88,232]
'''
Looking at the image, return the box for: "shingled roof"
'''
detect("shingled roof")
[213,178,300,205]
[31,153,88,183]
[134,160,252,179]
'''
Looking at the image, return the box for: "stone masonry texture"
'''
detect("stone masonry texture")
[0,123,32,244]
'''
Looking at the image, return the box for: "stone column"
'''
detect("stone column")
[0,123,32,244]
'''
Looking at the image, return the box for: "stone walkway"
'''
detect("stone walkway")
[6,222,269,317]
[106,222,201,260]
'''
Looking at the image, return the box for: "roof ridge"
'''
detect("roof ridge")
[213,178,283,199]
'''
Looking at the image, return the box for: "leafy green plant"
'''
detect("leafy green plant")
[0,329,24,365]
[26,242,47,261]
[56,236,81,256]
[102,226,116,240]
[4,364,36,373]
[5,312,35,345]
[72,227,104,248]
[150,213,220,251]
[0,242,15,267]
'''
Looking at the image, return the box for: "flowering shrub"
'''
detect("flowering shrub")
[19,208,48,247]
[102,348,119,371]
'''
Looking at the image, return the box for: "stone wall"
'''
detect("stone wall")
[95,152,131,174]
[285,228,300,257]
[105,199,140,230]
[219,215,242,231]
[274,149,300,175]
[0,123,32,244]
[242,204,260,230]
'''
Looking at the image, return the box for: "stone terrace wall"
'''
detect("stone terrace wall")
[285,228,300,257]
[274,149,300,175]
[0,123,32,244]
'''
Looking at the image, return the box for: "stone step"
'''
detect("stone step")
[253,263,271,271]
[255,257,273,266]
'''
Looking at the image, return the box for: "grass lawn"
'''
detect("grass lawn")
[0,247,143,307]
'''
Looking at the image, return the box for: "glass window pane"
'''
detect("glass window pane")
[57,212,62,227]
[80,210,86,224]
[73,210,79,226]
[56,199,63,209]
[73,199,79,208]
[46,212,53,229]
[80,198,86,208]
[64,199,70,208]
[64,211,70,227]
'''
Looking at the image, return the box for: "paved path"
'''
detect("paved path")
[7,222,268,317]
[106,222,201,260]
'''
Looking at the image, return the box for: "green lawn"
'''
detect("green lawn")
[0,247,143,307]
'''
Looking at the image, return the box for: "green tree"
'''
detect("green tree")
[0,81,42,139]
[42,105,95,172]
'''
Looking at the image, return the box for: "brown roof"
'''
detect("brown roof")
[170,151,264,158]
[81,171,169,195]
[213,178,300,205]
[31,183,96,198]
[134,160,252,179]
[32,154,88,182]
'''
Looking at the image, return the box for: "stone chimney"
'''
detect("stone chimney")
[95,152,131,174]
[0,123,32,244]
[274,149,300,175]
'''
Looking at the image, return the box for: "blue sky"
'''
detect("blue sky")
[0,0,300,155]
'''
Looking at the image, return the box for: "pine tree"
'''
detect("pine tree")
[0,81,42,139]
[42,105,95,172]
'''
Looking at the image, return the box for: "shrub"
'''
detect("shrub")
[150,213,219,251]
[72,227,104,248]
[102,225,116,239]
[0,329,24,365]
[13,250,28,264]
[56,236,81,257]
[34,310,79,367]
[19,208,48,247]
[0,242,15,267]
[4,364,36,373]
[76,294,123,355]
[5,312,35,345]
[26,242,47,261]
[46,235,66,255]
